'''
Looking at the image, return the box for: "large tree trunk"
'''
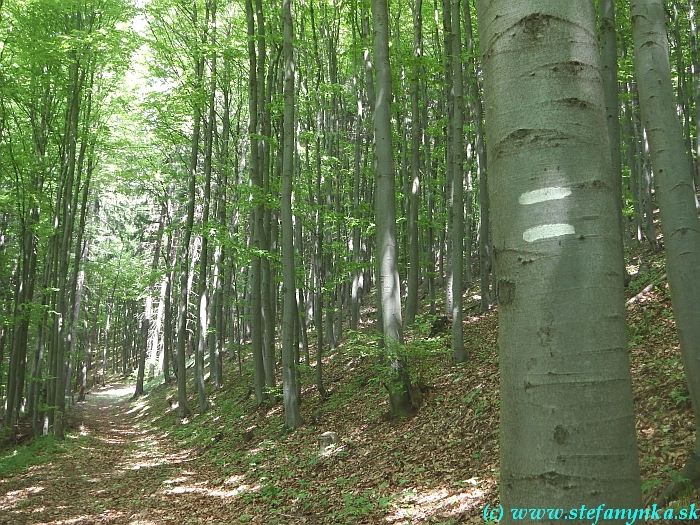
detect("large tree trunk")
[476,0,642,516]
[246,0,266,405]
[309,21,327,398]
[194,0,217,413]
[372,0,412,419]
[450,0,465,363]
[442,0,454,316]
[258,0,276,395]
[631,0,700,505]
[281,0,301,428]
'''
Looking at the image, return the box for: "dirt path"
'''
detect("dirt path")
[0,385,235,525]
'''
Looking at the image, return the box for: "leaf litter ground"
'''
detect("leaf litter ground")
[0,251,694,524]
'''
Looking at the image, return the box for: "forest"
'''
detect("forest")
[1,0,700,523]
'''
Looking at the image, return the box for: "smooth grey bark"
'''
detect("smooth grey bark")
[323,174,336,353]
[691,0,700,189]
[312,136,327,399]
[626,72,658,248]
[640,128,657,247]
[50,48,87,439]
[631,0,700,504]
[450,0,465,364]
[443,0,454,315]
[599,0,628,284]
[372,0,412,418]
[404,0,422,328]
[134,212,163,399]
[670,4,695,183]
[163,224,177,383]
[308,0,328,400]
[350,91,363,331]
[464,0,491,312]
[246,0,266,405]
[599,0,624,237]
[5,149,42,431]
[281,0,301,428]
[476,0,642,516]
[193,0,216,413]
[134,298,150,400]
[622,78,644,243]
[325,23,340,352]
[64,85,97,406]
[350,9,367,334]
[175,51,202,419]
[149,208,166,380]
[261,249,276,390]
[259,10,275,395]
[211,67,235,389]
[350,128,363,330]
[425,130,436,317]
[294,217,310,365]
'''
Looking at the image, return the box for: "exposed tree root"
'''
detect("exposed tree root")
[655,450,700,507]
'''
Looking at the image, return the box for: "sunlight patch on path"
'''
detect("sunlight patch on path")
[160,472,258,500]
[0,485,45,513]
[98,385,134,398]
[163,481,258,499]
[115,424,196,472]
[38,509,128,524]
[126,403,150,417]
[385,478,495,523]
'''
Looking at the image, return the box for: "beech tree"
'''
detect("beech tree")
[5,7,700,513]
[631,0,700,504]
[372,0,412,418]
[280,0,300,428]
[1,0,136,437]
[450,0,465,363]
[475,0,642,514]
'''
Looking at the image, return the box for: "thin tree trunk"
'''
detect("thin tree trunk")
[404,0,423,328]
[691,0,700,190]
[175,46,203,417]
[134,209,163,399]
[600,0,625,265]
[464,0,490,312]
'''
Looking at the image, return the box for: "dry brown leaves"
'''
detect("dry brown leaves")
[1,260,694,523]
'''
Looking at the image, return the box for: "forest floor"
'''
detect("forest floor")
[0,245,696,524]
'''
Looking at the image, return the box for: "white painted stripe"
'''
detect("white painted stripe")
[523,224,575,242]
[519,187,572,205]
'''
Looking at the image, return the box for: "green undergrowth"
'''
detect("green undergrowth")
[7,249,686,523]
[137,307,496,520]
[120,246,694,519]
[0,435,62,478]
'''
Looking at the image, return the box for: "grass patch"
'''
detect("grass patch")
[0,435,62,477]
